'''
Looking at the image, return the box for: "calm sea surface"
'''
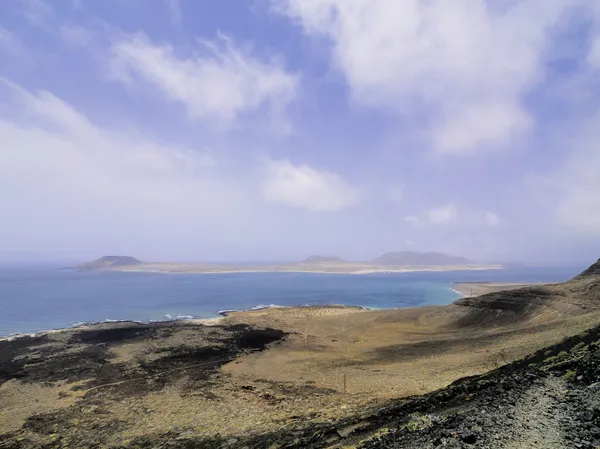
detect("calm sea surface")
[0,265,586,337]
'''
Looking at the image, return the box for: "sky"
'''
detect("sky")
[0,0,599,265]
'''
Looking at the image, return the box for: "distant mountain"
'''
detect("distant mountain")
[75,256,142,270]
[370,251,472,266]
[300,255,347,264]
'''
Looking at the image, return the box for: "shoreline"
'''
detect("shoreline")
[0,305,369,342]
[101,264,504,276]
[451,281,540,298]
[2,280,538,340]
[450,286,470,297]
[1,281,538,341]
[0,316,227,342]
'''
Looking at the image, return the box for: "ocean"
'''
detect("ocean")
[0,265,586,337]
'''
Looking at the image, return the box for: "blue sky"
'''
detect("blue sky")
[1,0,599,264]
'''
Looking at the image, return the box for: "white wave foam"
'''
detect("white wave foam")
[218,309,238,315]
[251,304,285,310]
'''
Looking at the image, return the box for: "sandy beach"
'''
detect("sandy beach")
[109,262,503,275]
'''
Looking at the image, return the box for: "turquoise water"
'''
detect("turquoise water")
[0,265,585,337]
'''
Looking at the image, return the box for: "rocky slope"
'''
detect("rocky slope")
[451,261,600,328]
[200,321,600,449]
[574,258,600,280]
[354,325,600,449]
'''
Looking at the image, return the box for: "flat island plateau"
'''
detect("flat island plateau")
[2,257,600,448]
[73,252,502,274]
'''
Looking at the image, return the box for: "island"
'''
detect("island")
[74,255,142,269]
[72,252,503,274]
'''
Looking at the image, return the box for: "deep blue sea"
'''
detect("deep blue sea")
[0,265,586,337]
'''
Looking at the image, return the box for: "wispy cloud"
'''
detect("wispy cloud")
[60,25,95,49]
[405,205,500,229]
[484,211,500,227]
[0,79,252,256]
[427,203,459,225]
[109,32,299,126]
[1,1,599,263]
[20,0,53,27]
[0,27,32,67]
[275,0,598,155]
[545,117,600,233]
[404,216,422,229]
[262,159,360,211]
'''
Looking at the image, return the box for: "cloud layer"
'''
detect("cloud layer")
[276,0,599,154]
[110,32,298,125]
[0,0,599,264]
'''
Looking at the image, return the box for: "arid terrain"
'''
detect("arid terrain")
[1,259,600,448]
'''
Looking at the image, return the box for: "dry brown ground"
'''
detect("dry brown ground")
[222,304,600,401]
[2,276,600,447]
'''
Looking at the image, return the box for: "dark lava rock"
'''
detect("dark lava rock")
[461,432,478,444]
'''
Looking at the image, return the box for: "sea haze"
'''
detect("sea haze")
[0,265,586,337]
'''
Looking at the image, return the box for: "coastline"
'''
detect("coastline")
[103,263,504,276]
[3,265,600,447]
[0,316,227,342]
[0,305,368,342]
[1,280,536,341]
[451,281,539,298]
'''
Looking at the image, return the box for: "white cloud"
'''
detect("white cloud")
[559,187,600,232]
[0,79,255,255]
[483,211,500,227]
[406,206,500,229]
[276,0,592,154]
[427,203,458,225]
[261,159,360,211]
[404,215,422,229]
[434,100,532,155]
[552,121,600,233]
[109,32,298,125]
